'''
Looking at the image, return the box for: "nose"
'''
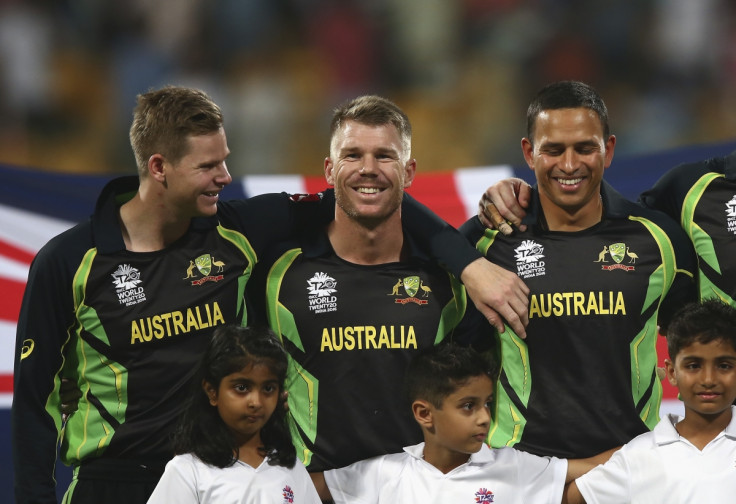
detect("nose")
[217,162,232,187]
[702,366,716,387]
[478,406,491,427]
[360,156,378,175]
[560,148,579,173]
[247,392,262,410]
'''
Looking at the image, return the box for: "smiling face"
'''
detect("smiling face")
[204,361,280,448]
[666,338,736,422]
[162,128,232,218]
[428,374,494,457]
[522,107,615,230]
[325,120,415,227]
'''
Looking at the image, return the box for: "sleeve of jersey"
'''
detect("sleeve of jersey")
[324,456,385,504]
[574,450,632,504]
[401,192,482,278]
[638,161,708,222]
[219,191,333,257]
[12,237,80,503]
[507,450,567,504]
[146,456,200,504]
[657,220,699,333]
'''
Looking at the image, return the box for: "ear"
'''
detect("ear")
[148,154,167,183]
[202,380,218,406]
[325,157,336,186]
[402,159,417,189]
[664,358,677,388]
[521,138,534,171]
[412,399,434,430]
[603,135,616,170]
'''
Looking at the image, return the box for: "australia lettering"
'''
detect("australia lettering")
[529,291,626,318]
[130,302,225,344]
[320,326,417,351]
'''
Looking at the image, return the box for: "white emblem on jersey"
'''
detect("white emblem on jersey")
[514,240,546,279]
[307,272,337,314]
[726,195,736,234]
[112,264,147,306]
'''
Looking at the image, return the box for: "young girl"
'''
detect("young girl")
[147,325,321,503]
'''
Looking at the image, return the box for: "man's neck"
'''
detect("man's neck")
[118,189,191,252]
[327,210,405,265]
[539,194,604,232]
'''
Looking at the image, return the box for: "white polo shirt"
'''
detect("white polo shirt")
[324,442,567,504]
[576,406,736,503]
[146,453,321,504]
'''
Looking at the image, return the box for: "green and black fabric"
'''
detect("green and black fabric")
[460,180,697,459]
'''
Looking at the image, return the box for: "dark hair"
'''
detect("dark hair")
[405,343,495,409]
[129,85,224,177]
[667,299,736,361]
[329,94,412,162]
[173,325,295,468]
[526,80,610,145]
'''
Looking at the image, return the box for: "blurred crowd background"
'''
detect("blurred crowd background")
[1,0,735,178]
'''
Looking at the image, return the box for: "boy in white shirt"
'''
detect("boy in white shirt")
[312,343,612,504]
[568,299,736,503]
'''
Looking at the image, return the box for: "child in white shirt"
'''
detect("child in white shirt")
[312,343,612,504]
[147,326,320,504]
[569,299,736,503]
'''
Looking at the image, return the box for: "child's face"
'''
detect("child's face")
[430,375,493,456]
[205,362,280,444]
[666,338,736,417]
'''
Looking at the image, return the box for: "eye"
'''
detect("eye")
[461,402,474,411]
[234,383,250,392]
[263,383,278,394]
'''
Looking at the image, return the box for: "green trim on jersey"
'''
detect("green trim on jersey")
[267,249,305,351]
[285,357,319,466]
[62,248,129,463]
[266,248,320,466]
[217,224,257,326]
[487,325,529,448]
[435,274,467,344]
[681,173,732,302]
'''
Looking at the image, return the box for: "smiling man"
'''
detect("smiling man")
[250,95,493,472]
[460,81,698,460]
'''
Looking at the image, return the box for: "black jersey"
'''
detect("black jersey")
[460,181,697,459]
[13,179,482,503]
[11,177,324,503]
[640,151,736,306]
[255,228,468,472]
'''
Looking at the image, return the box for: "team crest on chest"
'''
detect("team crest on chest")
[183,253,225,286]
[726,195,736,234]
[513,240,546,279]
[388,276,430,305]
[595,242,637,271]
[307,272,338,314]
[112,264,147,306]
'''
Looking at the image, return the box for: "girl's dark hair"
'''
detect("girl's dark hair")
[172,325,295,468]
